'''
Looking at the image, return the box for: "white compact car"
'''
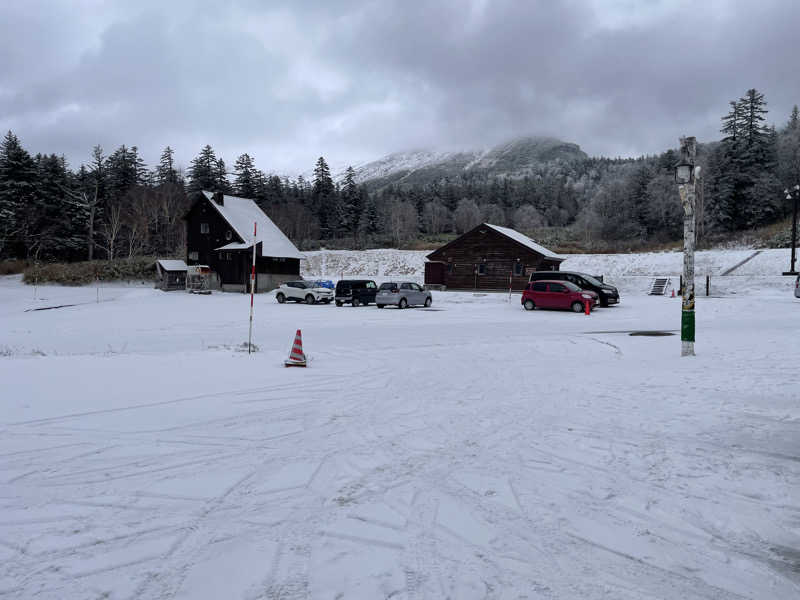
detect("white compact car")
[275,281,333,305]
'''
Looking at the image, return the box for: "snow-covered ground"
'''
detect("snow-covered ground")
[1,250,799,599]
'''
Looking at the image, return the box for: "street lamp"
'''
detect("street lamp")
[782,184,799,276]
[675,161,694,185]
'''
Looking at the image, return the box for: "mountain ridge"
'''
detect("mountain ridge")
[336,136,588,188]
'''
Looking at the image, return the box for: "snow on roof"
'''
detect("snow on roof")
[215,242,252,251]
[201,191,305,260]
[156,259,188,272]
[484,224,564,261]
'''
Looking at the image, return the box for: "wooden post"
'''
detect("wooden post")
[677,137,698,357]
[706,275,710,297]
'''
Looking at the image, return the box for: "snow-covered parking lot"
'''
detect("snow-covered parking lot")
[1,273,799,599]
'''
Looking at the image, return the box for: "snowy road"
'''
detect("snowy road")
[1,276,799,599]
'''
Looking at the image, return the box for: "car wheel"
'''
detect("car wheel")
[276,292,285,304]
[571,301,584,313]
[305,294,315,305]
[335,301,343,307]
[424,297,432,307]
[352,298,360,307]
[523,299,535,311]
[399,298,407,309]
[377,304,385,309]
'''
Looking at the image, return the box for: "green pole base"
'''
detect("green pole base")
[681,310,695,343]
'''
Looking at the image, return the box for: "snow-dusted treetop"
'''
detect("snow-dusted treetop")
[485,224,564,260]
[201,191,305,260]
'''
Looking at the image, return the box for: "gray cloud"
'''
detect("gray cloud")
[1,0,799,175]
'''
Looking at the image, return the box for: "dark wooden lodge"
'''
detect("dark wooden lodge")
[425,223,564,291]
[185,191,304,292]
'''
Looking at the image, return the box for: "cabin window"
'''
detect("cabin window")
[189,251,198,261]
[218,252,224,260]
[225,230,232,240]
[447,263,454,274]
[226,252,232,260]
[200,223,209,234]
[478,263,486,275]
[513,262,523,276]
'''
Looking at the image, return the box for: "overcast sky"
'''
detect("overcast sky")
[1,0,799,175]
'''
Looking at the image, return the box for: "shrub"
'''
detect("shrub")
[0,259,29,275]
[23,257,158,286]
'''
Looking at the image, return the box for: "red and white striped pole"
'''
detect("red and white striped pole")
[248,221,257,354]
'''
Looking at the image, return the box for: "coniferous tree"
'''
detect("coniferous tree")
[214,158,231,194]
[35,154,86,259]
[155,147,179,185]
[233,153,257,198]
[338,166,360,237]
[311,156,334,237]
[0,131,38,257]
[187,145,218,194]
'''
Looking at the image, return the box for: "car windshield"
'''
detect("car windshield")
[579,274,603,286]
[563,281,581,291]
[379,283,397,291]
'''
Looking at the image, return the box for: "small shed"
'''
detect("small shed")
[155,259,188,291]
[425,223,564,291]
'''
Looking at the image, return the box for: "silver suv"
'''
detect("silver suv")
[376,282,432,309]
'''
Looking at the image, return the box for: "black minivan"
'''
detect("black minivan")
[335,279,378,306]
[529,271,620,306]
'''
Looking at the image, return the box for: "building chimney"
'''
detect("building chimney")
[213,190,224,206]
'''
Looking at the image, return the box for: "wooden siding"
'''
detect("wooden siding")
[425,225,560,291]
[185,194,300,290]
[185,196,243,267]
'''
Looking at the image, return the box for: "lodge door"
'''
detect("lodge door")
[425,262,445,285]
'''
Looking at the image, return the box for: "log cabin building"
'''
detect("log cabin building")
[184,191,304,292]
[424,223,564,291]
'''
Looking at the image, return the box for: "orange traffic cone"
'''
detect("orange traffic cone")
[284,329,307,367]
[584,300,591,315]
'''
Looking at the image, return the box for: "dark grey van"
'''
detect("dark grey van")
[335,279,378,306]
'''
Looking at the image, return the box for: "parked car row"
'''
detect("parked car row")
[275,270,619,313]
[275,279,433,308]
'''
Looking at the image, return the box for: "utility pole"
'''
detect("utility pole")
[675,137,699,357]
[248,222,257,354]
[782,184,799,276]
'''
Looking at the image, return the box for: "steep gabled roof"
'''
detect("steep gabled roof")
[426,223,563,262]
[201,191,304,260]
[483,224,563,260]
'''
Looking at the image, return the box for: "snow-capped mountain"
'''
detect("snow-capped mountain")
[337,136,588,187]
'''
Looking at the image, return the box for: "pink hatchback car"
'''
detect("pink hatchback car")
[521,280,598,312]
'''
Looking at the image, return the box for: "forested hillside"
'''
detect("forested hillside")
[1,88,798,264]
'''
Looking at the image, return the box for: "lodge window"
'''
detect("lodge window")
[200,223,209,234]
[478,263,486,275]
[225,230,232,240]
[447,263,454,274]
[513,263,523,276]
[189,251,198,261]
